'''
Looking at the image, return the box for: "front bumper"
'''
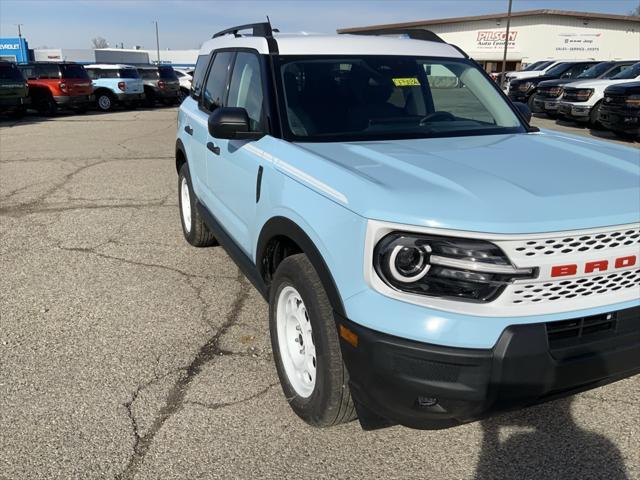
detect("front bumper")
[338,305,640,430]
[533,96,561,113]
[558,102,592,120]
[598,106,640,135]
[54,95,93,107]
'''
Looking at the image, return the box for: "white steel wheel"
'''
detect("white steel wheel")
[276,285,316,398]
[180,176,192,233]
[97,94,112,111]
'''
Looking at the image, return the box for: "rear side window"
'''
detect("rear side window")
[191,54,210,99]
[139,69,158,80]
[18,65,35,79]
[60,64,89,79]
[202,52,233,111]
[37,64,61,79]
[119,68,139,79]
[0,63,24,80]
[158,66,177,80]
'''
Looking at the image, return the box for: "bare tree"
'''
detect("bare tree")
[91,37,109,49]
[630,5,640,16]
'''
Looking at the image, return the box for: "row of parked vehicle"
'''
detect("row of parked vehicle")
[504,60,640,139]
[0,60,194,118]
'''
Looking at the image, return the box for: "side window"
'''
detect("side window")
[191,53,211,99]
[227,52,264,131]
[19,66,35,79]
[561,64,590,79]
[604,65,626,78]
[38,64,60,79]
[86,69,98,80]
[202,51,233,112]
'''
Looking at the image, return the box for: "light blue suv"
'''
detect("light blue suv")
[85,64,145,111]
[176,23,640,430]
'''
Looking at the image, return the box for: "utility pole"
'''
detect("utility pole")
[500,0,513,87]
[153,20,160,64]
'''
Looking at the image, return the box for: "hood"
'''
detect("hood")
[564,78,639,89]
[280,132,640,234]
[605,81,640,95]
[538,78,589,88]
[507,71,544,80]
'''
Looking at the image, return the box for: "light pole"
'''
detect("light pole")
[16,23,25,63]
[500,0,513,87]
[153,20,160,64]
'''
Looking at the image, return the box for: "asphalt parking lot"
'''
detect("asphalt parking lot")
[1,109,639,480]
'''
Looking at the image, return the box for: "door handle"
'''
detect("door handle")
[207,142,220,155]
[184,125,193,135]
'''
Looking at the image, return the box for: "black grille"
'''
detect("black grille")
[537,88,562,99]
[546,312,616,348]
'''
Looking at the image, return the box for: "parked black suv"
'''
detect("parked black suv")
[508,61,598,110]
[598,81,640,138]
[0,61,28,118]
[533,61,636,116]
[137,65,180,106]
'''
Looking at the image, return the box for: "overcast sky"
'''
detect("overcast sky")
[1,0,638,50]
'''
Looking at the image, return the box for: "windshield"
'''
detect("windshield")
[534,61,553,71]
[60,64,89,79]
[611,63,640,80]
[277,56,524,142]
[543,63,572,77]
[0,63,24,81]
[576,62,613,79]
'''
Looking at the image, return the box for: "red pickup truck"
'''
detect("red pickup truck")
[18,62,93,114]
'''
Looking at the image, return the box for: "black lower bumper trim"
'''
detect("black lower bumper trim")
[337,306,640,430]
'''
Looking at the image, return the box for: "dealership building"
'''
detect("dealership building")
[338,9,640,72]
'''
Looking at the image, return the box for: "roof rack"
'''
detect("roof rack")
[341,28,445,43]
[341,28,469,58]
[212,22,274,39]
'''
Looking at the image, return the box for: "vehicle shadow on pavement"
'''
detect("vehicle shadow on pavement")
[474,396,629,480]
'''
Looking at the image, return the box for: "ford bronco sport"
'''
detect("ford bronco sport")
[175,23,640,430]
[137,65,180,107]
[0,60,28,118]
[18,62,92,114]
[85,64,145,111]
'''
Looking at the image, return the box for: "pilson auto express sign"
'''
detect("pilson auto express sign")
[476,30,518,50]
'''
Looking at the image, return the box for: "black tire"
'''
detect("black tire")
[527,94,535,111]
[9,106,26,119]
[144,88,156,107]
[269,254,356,427]
[178,163,217,247]
[589,101,602,127]
[96,92,115,112]
[36,95,57,116]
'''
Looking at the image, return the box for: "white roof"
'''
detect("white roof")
[85,63,138,69]
[198,34,464,58]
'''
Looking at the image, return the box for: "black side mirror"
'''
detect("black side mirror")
[513,101,532,123]
[208,107,264,140]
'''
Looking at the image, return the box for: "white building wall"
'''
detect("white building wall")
[425,15,640,63]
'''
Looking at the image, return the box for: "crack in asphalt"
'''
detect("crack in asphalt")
[185,383,279,411]
[0,199,173,218]
[116,270,250,480]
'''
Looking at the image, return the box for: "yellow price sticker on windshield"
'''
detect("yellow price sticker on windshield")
[392,77,421,87]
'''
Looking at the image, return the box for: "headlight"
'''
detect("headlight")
[374,233,535,302]
[517,82,533,92]
[549,87,563,97]
[574,89,594,101]
[625,94,640,108]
